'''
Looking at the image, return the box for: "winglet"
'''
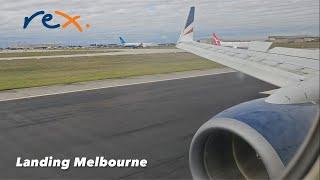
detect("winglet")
[178,7,195,43]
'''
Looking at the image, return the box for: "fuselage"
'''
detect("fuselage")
[122,43,143,48]
[220,41,250,49]
[119,37,158,48]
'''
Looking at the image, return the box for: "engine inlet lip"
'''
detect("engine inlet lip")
[189,118,285,180]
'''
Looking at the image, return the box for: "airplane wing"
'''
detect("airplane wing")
[177,7,319,105]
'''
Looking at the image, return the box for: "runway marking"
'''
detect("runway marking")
[0,68,235,102]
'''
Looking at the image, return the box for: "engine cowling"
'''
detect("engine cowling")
[189,98,319,179]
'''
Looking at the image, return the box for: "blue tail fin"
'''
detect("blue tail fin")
[119,37,126,45]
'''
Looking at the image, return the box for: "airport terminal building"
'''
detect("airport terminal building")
[268,35,320,43]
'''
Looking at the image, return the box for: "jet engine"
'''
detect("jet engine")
[189,98,319,179]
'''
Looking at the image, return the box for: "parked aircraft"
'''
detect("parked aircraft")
[119,37,158,48]
[212,33,249,49]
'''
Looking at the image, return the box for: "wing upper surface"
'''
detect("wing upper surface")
[177,41,319,87]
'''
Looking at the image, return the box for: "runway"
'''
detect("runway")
[0,49,185,61]
[0,72,275,179]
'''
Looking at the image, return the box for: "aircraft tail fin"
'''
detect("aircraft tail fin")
[119,37,126,45]
[212,33,221,46]
[178,6,195,43]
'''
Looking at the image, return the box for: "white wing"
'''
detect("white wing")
[177,41,319,87]
[177,7,319,104]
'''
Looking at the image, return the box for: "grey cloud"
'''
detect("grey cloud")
[0,0,318,47]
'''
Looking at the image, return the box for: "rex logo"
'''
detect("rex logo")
[23,10,90,32]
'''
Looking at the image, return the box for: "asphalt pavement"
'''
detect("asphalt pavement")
[0,72,275,179]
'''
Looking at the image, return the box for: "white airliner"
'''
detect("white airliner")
[212,33,250,49]
[119,37,158,48]
[177,6,319,180]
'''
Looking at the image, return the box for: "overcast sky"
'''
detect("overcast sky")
[0,0,319,47]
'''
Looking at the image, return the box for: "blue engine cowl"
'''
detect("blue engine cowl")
[189,98,319,179]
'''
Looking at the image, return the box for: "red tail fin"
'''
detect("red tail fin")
[212,33,221,46]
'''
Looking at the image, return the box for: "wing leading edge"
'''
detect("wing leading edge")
[176,7,319,104]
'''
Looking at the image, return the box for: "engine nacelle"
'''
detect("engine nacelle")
[189,98,319,179]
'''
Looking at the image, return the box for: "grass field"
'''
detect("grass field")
[0,50,119,58]
[0,52,222,90]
